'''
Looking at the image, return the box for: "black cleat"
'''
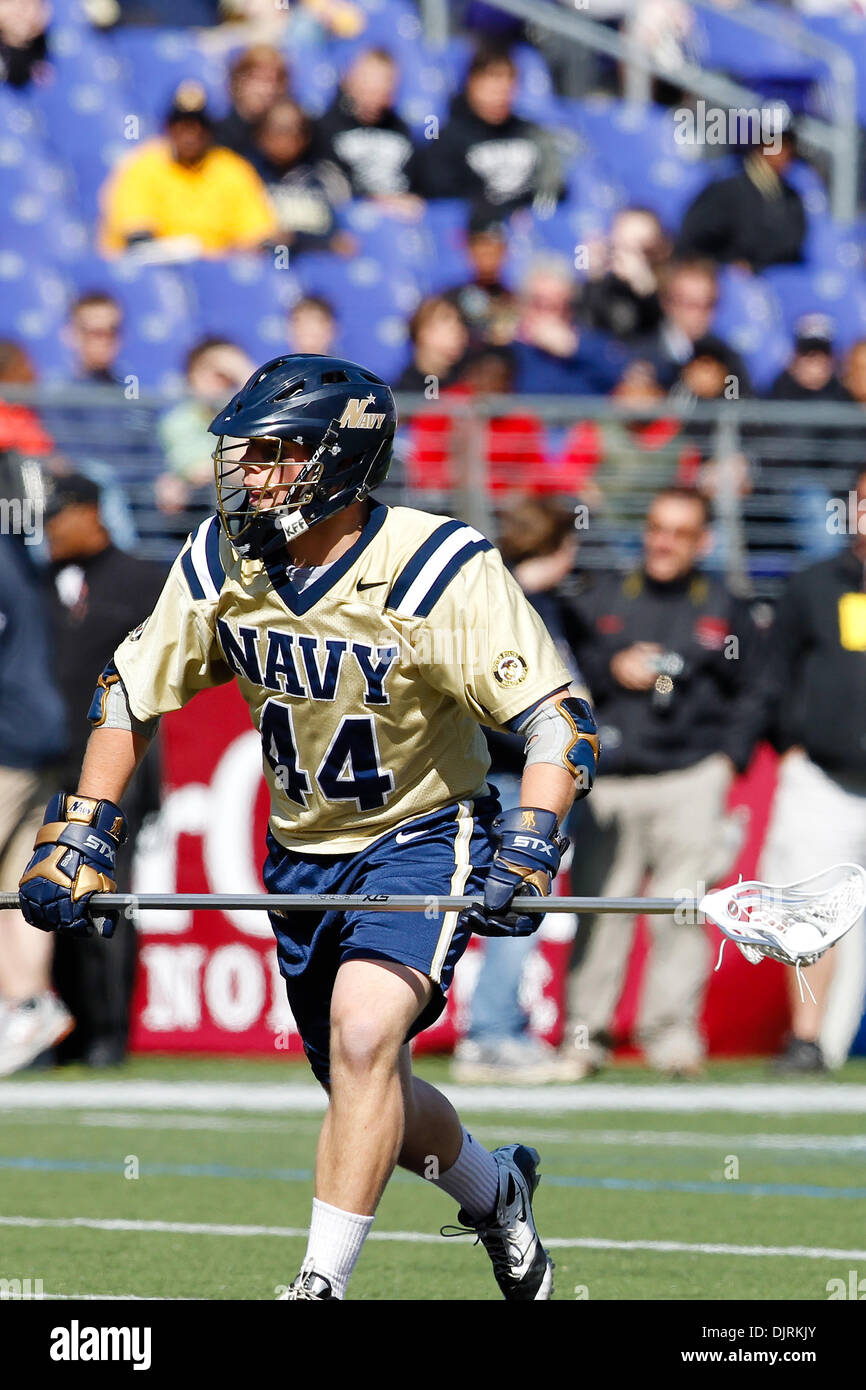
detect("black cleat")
[443,1143,554,1300]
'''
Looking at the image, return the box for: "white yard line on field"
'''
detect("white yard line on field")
[1,1214,864,1263]
[0,1110,860,1156]
[472,1125,866,1153]
[38,1293,195,1301]
[2,1080,866,1114]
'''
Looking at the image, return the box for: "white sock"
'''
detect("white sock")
[302,1198,374,1300]
[433,1128,500,1220]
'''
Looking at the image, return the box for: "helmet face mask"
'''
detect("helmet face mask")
[208,354,397,560]
[213,434,323,547]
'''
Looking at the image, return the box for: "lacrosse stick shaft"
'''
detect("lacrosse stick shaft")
[0,892,689,914]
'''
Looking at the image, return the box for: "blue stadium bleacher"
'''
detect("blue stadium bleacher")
[714,266,792,392]
[294,249,418,381]
[184,256,302,365]
[803,10,866,127]
[760,264,866,355]
[111,28,229,128]
[688,3,826,111]
[0,252,71,379]
[556,98,723,232]
[54,258,197,392]
[0,0,862,410]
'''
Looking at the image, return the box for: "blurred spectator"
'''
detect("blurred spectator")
[420,45,562,212]
[253,98,351,255]
[0,0,49,88]
[582,207,669,344]
[396,294,470,393]
[646,259,751,392]
[677,115,806,270]
[405,346,549,494]
[757,315,856,558]
[510,256,626,395]
[0,452,70,1077]
[672,338,752,502]
[100,82,277,256]
[453,496,582,1083]
[65,293,125,386]
[287,295,338,356]
[215,0,365,44]
[314,48,421,207]
[556,361,697,531]
[214,44,290,162]
[560,486,765,1076]
[443,205,517,348]
[42,472,166,1067]
[767,314,852,411]
[157,338,254,515]
[0,341,53,456]
[758,465,866,1072]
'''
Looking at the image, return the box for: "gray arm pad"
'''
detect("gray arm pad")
[100,676,161,741]
[514,695,573,768]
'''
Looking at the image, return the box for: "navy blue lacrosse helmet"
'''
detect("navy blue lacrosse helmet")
[208,354,397,559]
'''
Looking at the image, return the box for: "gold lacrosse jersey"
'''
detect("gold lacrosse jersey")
[113,501,571,853]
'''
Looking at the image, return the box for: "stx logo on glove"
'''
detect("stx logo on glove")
[512,834,557,857]
[83,833,114,857]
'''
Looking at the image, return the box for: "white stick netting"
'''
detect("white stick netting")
[701,863,866,972]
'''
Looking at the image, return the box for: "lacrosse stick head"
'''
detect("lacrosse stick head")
[700,863,866,967]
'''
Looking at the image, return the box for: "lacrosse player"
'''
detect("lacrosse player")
[18,355,598,1301]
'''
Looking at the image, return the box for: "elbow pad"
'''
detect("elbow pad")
[88,662,161,740]
[516,694,600,799]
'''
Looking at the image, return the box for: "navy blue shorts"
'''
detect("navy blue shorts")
[264,794,499,1085]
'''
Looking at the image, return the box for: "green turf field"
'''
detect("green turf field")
[1,1055,865,1301]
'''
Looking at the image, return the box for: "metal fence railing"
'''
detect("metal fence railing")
[2,384,863,597]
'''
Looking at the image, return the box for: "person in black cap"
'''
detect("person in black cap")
[42,472,167,1066]
[755,314,859,557]
[100,80,276,256]
[768,314,852,410]
[676,105,805,270]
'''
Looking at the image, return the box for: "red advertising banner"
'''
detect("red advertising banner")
[129,684,790,1057]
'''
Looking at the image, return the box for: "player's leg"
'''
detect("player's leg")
[318,958,433,1213]
[396,1045,555,1301]
[284,956,433,1300]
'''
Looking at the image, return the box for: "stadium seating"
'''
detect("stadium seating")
[183,256,302,365]
[761,265,866,355]
[294,249,417,381]
[0,0,861,412]
[687,3,825,110]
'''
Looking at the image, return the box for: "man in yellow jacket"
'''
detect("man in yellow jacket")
[100,83,277,257]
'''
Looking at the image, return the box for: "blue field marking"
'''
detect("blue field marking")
[0,1156,314,1181]
[3,1154,866,1200]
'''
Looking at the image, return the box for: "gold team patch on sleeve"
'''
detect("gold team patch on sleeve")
[493,651,528,686]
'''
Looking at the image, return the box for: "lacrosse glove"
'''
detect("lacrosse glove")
[461,806,569,938]
[18,793,127,938]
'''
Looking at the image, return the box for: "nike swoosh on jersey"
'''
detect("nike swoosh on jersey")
[356,579,387,591]
[395,828,427,843]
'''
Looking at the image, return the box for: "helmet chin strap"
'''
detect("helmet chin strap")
[277,509,311,541]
